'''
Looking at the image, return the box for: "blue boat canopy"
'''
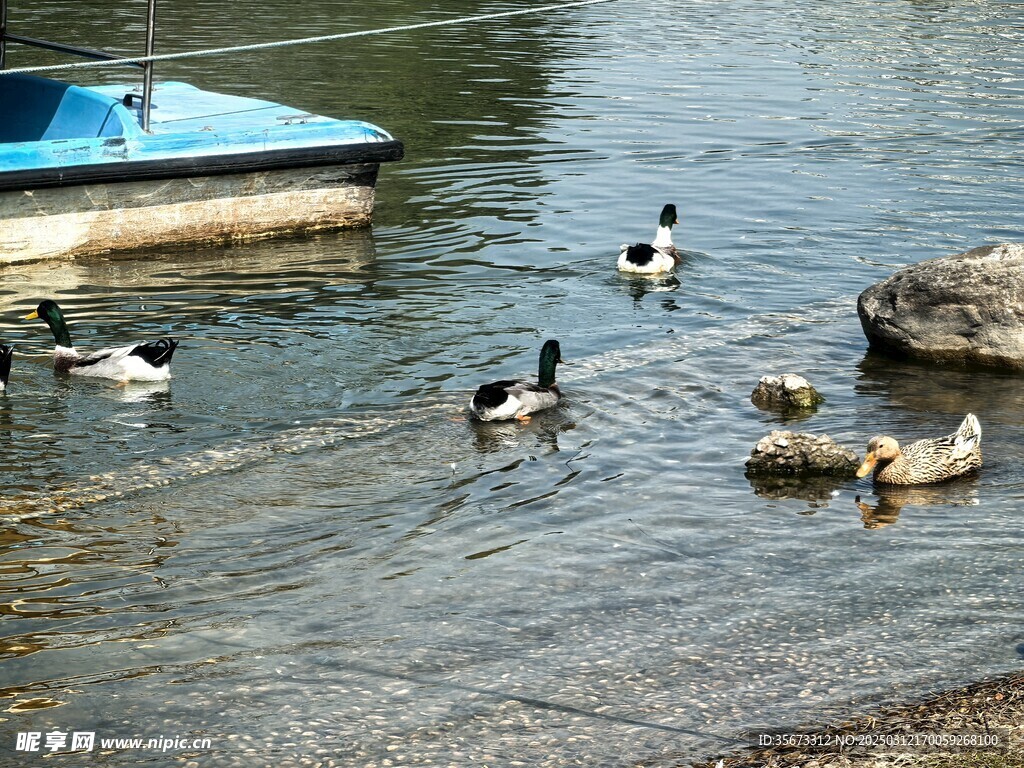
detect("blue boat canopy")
[0,2,403,192]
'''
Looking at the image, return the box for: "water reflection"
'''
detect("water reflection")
[855,479,980,529]
[0,512,180,673]
[468,410,577,454]
[0,227,380,332]
[617,273,681,306]
[747,472,847,502]
[0,398,14,435]
[855,352,1024,417]
[106,380,172,406]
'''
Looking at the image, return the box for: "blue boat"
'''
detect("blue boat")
[0,1,403,264]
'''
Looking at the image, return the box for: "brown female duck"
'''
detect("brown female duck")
[856,413,981,485]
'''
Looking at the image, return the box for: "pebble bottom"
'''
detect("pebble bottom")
[64,604,937,768]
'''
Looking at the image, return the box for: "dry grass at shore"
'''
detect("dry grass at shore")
[695,672,1023,768]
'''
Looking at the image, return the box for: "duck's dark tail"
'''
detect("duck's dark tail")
[0,344,12,387]
[129,338,178,368]
[471,381,515,413]
[623,243,657,266]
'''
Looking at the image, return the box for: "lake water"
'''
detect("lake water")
[1,1,1022,765]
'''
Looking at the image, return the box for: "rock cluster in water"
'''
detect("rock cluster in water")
[745,431,859,476]
[858,242,1024,370]
[750,373,824,411]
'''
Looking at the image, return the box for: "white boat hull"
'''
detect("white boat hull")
[0,162,379,265]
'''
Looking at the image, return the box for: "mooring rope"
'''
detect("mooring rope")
[0,0,619,76]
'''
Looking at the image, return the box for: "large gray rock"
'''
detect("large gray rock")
[858,243,1024,370]
[745,431,859,477]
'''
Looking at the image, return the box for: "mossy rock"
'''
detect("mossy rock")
[751,374,825,411]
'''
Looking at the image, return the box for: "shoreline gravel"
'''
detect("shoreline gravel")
[693,672,1023,768]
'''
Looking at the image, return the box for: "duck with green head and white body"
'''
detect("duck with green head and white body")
[618,204,680,274]
[470,340,564,422]
[25,300,178,382]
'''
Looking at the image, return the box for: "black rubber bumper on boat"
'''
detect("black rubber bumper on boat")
[0,139,405,193]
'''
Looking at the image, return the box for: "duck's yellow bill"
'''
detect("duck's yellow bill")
[24,310,38,320]
[855,452,876,478]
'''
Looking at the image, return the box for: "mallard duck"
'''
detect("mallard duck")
[25,300,178,382]
[0,344,12,392]
[470,339,563,422]
[856,413,981,484]
[617,204,681,274]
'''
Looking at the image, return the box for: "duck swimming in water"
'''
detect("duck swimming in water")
[856,413,982,484]
[25,300,178,382]
[470,340,563,423]
[617,204,680,274]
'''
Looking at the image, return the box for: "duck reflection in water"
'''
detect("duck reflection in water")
[855,479,980,530]
[620,273,681,305]
[469,410,577,454]
[111,379,172,405]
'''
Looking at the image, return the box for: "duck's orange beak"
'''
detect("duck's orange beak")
[856,452,877,478]
[24,310,38,320]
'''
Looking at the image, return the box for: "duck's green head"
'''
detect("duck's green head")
[25,299,72,347]
[659,204,679,229]
[538,339,563,388]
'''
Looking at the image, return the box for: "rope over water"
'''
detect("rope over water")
[0,0,619,76]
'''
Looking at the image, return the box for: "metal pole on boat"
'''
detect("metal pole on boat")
[0,0,8,69]
[142,0,157,131]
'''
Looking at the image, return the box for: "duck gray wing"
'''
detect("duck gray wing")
[503,381,561,413]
